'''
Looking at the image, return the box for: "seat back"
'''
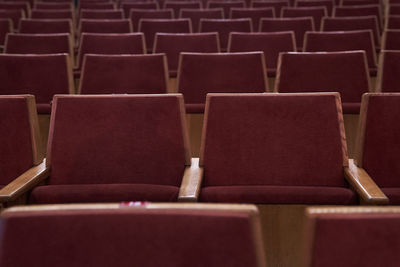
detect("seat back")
[376,51,400,93]
[19,19,73,35]
[79,9,124,19]
[0,19,12,46]
[122,2,159,17]
[130,9,173,32]
[0,203,265,267]
[34,2,73,10]
[0,10,25,30]
[154,32,220,76]
[200,93,348,187]
[333,4,382,30]
[47,95,190,186]
[79,19,132,35]
[355,93,400,187]
[79,2,116,10]
[165,1,202,18]
[251,0,289,18]
[281,6,327,30]
[31,9,74,20]
[386,15,400,29]
[295,0,334,15]
[208,1,246,18]
[0,95,42,186]
[180,8,223,32]
[0,2,30,17]
[230,7,274,30]
[381,29,400,50]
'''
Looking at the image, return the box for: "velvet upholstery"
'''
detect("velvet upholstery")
[296,0,334,15]
[389,4,400,15]
[0,10,24,30]
[30,95,188,203]
[230,7,274,30]
[281,6,327,30]
[138,19,192,51]
[165,2,202,18]
[0,2,30,17]
[77,33,145,69]
[153,32,219,76]
[276,51,370,113]
[79,2,115,10]
[208,1,246,18]
[79,54,168,94]
[387,15,400,29]
[80,9,124,20]
[19,19,73,35]
[200,93,354,204]
[79,19,132,34]
[0,96,34,186]
[252,0,289,17]
[304,30,377,74]
[306,213,400,267]
[333,5,382,30]
[0,19,12,46]
[260,17,314,49]
[382,30,400,50]
[180,8,224,32]
[0,206,260,267]
[122,2,159,18]
[34,3,72,10]
[341,0,380,5]
[5,33,71,55]
[31,10,74,20]
[228,31,296,76]
[0,54,72,114]
[199,18,252,50]
[377,51,400,92]
[130,9,173,32]
[177,52,268,113]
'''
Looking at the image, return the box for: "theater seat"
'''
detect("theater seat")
[179,8,223,32]
[0,203,266,267]
[19,19,73,36]
[375,51,400,92]
[29,94,192,203]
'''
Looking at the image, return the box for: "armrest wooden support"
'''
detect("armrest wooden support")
[178,158,203,202]
[344,159,389,205]
[0,160,50,203]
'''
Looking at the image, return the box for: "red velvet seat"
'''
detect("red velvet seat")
[208,1,246,18]
[79,9,124,19]
[0,10,25,31]
[388,4,400,15]
[333,5,383,31]
[153,32,220,76]
[165,1,202,18]
[179,8,223,32]
[0,95,44,207]
[251,0,289,18]
[295,0,334,15]
[79,19,132,35]
[199,18,252,51]
[29,94,191,203]
[0,54,73,114]
[195,93,365,204]
[138,18,192,51]
[79,54,168,94]
[376,51,400,92]
[122,2,160,18]
[228,31,296,76]
[31,9,74,20]
[275,51,371,114]
[321,16,380,48]
[0,203,266,267]
[341,0,381,5]
[19,19,73,36]
[78,2,116,10]
[386,15,400,29]
[0,2,30,18]
[353,93,400,204]
[130,9,173,32]
[304,207,400,267]
[281,6,327,30]
[230,7,275,30]
[34,2,73,10]
[381,30,400,50]
[303,30,377,76]
[260,17,314,50]
[177,52,268,113]
[0,19,12,48]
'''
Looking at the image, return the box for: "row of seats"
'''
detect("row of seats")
[0,92,397,206]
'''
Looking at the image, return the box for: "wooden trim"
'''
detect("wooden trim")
[198,93,212,166]
[177,94,192,165]
[333,93,349,167]
[307,206,400,214]
[344,159,389,205]
[273,51,284,92]
[178,158,203,202]
[0,160,50,203]
[64,53,75,95]
[26,95,44,164]
[361,50,373,92]
[374,51,384,93]
[250,208,268,267]
[161,53,170,92]
[354,93,369,166]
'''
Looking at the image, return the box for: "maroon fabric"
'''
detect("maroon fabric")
[80,9,124,20]
[178,52,267,107]
[36,103,51,114]
[0,10,24,30]
[281,6,327,30]
[0,2,29,17]
[208,1,245,19]
[123,2,159,17]
[0,96,34,186]
[79,19,132,34]
[5,33,71,55]
[228,32,295,76]
[154,32,219,75]
[0,208,259,267]
[230,7,274,30]
[342,102,361,114]
[79,54,167,94]
[180,8,223,32]
[322,16,380,46]
[342,0,380,5]
[379,51,400,92]
[387,15,400,29]
[0,19,12,45]
[130,9,173,33]
[304,30,377,71]
[200,18,252,50]
[19,19,72,34]
[79,2,115,10]
[333,5,382,31]
[185,103,206,113]
[361,94,400,188]
[276,51,370,108]
[165,2,202,18]
[47,95,186,187]
[381,188,400,204]
[201,185,356,204]
[202,94,347,188]
[260,17,314,49]
[31,10,74,20]
[77,33,145,69]
[389,4,400,15]
[139,19,191,52]
[252,1,289,20]
[0,54,71,113]
[383,30,400,50]
[309,214,400,267]
[296,0,334,16]
[30,184,180,203]
[34,3,72,9]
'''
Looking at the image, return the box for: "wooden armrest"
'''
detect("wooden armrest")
[178,158,203,202]
[0,160,50,203]
[344,159,389,205]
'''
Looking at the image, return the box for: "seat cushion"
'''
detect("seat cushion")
[29,184,180,204]
[342,102,360,114]
[36,103,51,114]
[382,188,400,205]
[200,185,357,204]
